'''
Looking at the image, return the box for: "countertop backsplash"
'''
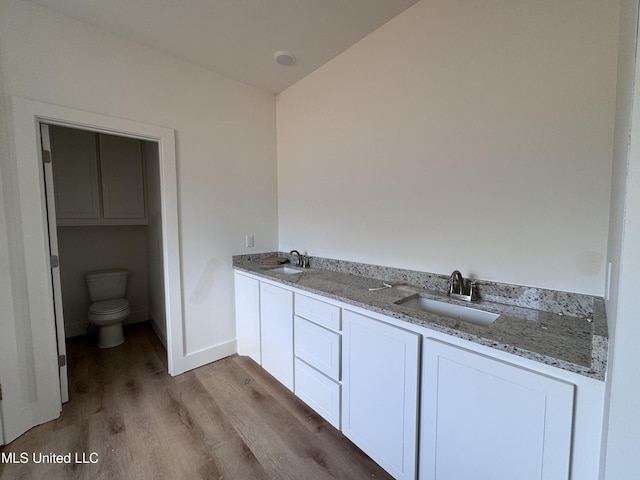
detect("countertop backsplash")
[235,251,600,317]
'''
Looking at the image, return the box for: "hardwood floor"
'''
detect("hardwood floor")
[0,322,393,479]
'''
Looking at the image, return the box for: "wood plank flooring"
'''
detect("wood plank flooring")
[0,322,393,479]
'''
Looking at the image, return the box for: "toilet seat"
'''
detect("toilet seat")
[90,298,129,315]
[88,298,130,324]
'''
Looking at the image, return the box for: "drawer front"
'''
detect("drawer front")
[295,316,341,380]
[295,293,341,331]
[295,358,341,429]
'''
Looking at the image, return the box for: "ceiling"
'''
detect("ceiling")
[30,0,420,94]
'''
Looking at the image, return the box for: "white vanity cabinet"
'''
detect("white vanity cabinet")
[233,268,603,479]
[342,309,420,480]
[260,282,294,391]
[50,125,147,225]
[293,293,342,428]
[420,338,575,480]
[234,272,261,363]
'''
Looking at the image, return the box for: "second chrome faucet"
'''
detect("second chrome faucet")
[448,270,476,301]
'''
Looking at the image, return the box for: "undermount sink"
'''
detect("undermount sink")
[266,266,303,275]
[395,295,499,326]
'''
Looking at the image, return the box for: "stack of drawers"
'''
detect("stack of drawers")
[293,293,342,428]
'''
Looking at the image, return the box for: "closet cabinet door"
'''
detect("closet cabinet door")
[50,126,101,221]
[98,134,146,220]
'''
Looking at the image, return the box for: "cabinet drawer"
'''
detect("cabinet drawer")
[295,358,341,429]
[295,294,341,331]
[295,316,341,380]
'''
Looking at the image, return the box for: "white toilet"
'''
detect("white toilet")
[85,270,131,348]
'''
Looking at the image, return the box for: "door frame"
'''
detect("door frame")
[4,96,186,441]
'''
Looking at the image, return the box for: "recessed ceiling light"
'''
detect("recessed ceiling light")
[273,50,296,66]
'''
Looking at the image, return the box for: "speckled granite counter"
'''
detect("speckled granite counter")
[233,253,608,380]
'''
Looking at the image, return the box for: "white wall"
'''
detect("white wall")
[276,0,619,295]
[0,1,278,362]
[601,0,640,477]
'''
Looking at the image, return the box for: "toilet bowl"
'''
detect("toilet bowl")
[85,270,130,348]
[88,298,130,348]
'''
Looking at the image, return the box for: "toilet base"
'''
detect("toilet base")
[97,323,125,349]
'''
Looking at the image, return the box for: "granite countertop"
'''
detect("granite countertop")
[233,255,608,380]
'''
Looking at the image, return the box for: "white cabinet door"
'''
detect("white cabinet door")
[98,133,146,220]
[342,310,420,480]
[260,282,294,391]
[234,272,261,364]
[421,338,575,480]
[50,125,101,221]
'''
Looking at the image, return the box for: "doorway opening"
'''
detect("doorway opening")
[41,123,168,403]
[2,97,185,444]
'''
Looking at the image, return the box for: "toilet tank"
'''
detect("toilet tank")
[85,270,129,302]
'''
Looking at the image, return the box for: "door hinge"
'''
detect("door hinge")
[58,355,66,367]
[40,123,52,163]
[0,383,3,401]
[50,255,59,268]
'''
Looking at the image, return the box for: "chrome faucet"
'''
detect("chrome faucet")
[449,270,464,295]
[289,250,310,268]
[290,250,302,267]
[448,270,476,301]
